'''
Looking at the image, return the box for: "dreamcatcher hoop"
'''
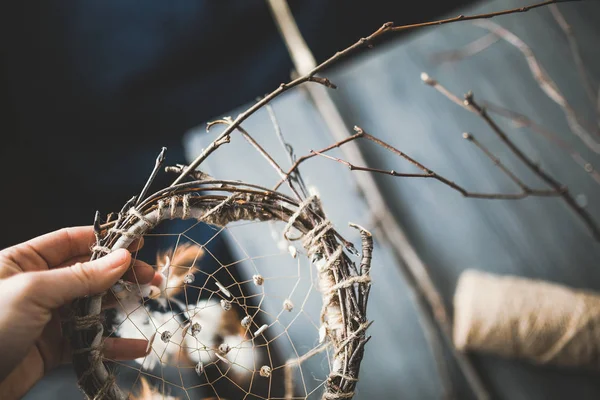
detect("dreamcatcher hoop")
[70,179,372,400]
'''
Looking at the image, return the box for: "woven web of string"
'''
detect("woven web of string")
[103,214,337,400]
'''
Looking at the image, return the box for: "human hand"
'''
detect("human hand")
[0,226,157,399]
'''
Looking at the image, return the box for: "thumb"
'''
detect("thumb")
[31,249,132,309]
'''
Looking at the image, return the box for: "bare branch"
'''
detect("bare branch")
[136,147,166,206]
[266,103,309,196]
[311,128,562,200]
[274,131,365,191]
[430,32,499,64]
[173,0,582,185]
[472,19,600,151]
[549,4,598,118]
[483,101,600,185]
[422,74,600,241]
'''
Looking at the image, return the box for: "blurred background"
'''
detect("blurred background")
[2,0,600,399]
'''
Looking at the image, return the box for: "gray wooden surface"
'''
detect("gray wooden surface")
[185,1,600,399]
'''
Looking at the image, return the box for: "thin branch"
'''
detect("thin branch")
[472,19,600,151]
[208,118,305,201]
[274,132,365,191]
[386,0,582,33]
[482,100,600,185]
[548,3,598,119]
[136,147,166,206]
[463,132,560,197]
[266,102,308,196]
[422,74,600,241]
[430,32,499,64]
[173,0,582,185]
[311,128,562,200]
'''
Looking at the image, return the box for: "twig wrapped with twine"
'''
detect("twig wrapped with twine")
[70,179,372,400]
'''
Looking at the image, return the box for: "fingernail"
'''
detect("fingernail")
[110,249,131,268]
[146,333,156,355]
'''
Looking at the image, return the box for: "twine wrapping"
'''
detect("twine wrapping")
[73,182,372,400]
[453,269,600,369]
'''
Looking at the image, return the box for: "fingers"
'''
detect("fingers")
[5,227,145,274]
[102,264,161,310]
[4,226,95,272]
[122,258,155,285]
[26,249,132,309]
[127,237,145,253]
[103,337,150,361]
[61,337,150,364]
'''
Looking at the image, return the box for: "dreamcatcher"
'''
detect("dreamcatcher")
[70,145,372,400]
[67,1,594,399]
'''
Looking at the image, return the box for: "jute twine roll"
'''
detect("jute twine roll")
[453,269,600,369]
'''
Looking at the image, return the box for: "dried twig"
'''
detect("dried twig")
[548,3,598,119]
[430,32,499,64]
[472,19,600,152]
[422,73,600,241]
[306,128,561,200]
[136,147,166,206]
[266,103,309,196]
[482,100,600,185]
[172,0,582,185]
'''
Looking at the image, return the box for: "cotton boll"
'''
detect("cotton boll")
[115,306,184,370]
[221,334,257,382]
[184,299,224,365]
[140,311,185,370]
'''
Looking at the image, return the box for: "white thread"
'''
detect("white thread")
[328,275,372,293]
[303,220,333,257]
[128,207,153,228]
[316,245,344,329]
[92,245,112,254]
[332,322,372,359]
[319,246,344,274]
[195,362,204,376]
[170,196,178,219]
[283,195,317,241]
[107,227,138,238]
[200,194,237,224]
[182,194,191,219]
[215,352,230,364]
[181,321,192,337]
[157,199,165,221]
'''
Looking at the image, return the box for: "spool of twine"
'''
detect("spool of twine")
[453,269,600,369]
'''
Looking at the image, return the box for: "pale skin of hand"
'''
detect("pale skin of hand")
[0,226,158,399]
